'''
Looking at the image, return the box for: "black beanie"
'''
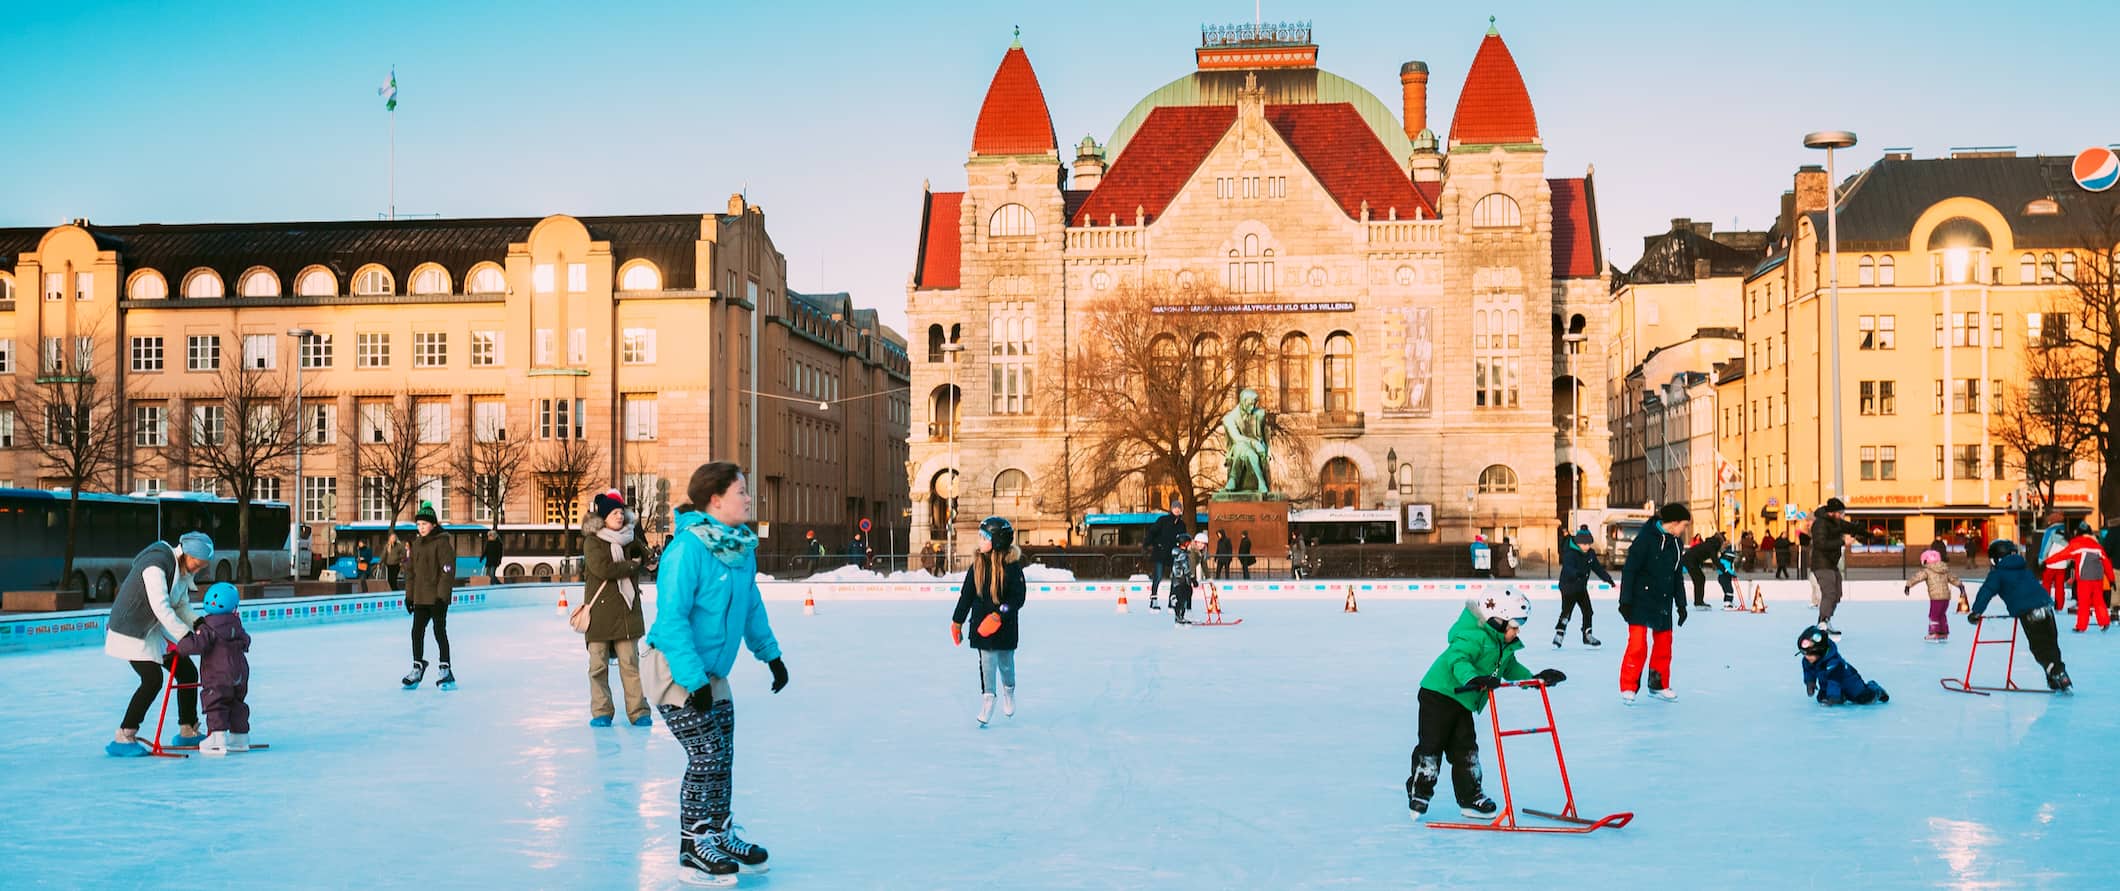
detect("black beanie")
[1656,502,1691,524]
[593,489,627,522]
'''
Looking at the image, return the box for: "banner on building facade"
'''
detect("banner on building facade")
[1380,306,1434,416]
[1150,301,1356,314]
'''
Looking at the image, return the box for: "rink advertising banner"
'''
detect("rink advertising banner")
[1151,301,1355,314]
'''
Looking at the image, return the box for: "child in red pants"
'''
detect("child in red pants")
[1618,503,1691,704]
[2043,530,2113,632]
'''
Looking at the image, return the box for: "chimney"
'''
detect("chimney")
[1792,165,1829,214]
[1398,61,1430,141]
[1691,221,1713,239]
[1693,258,1713,281]
[727,193,746,216]
[1072,135,1107,191]
[1670,218,1692,233]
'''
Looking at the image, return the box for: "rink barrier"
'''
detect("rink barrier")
[0,583,579,655]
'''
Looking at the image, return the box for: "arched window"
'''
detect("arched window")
[1234,332,1268,393]
[930,385,961,442]
[183,269,224,299]
[128,270,167,301]
[1278,332,1310,412]
[2020,253,2037,284]
[1320,457,1361,509]
[2039,253,2057,284]
[239,267,280,298]
[0,273,11,301]
[993,469,1030,500]
[465,263,506,294]
[1857,255,1875,286]
[352,265,394,296]
[1192,333,1222,387]
[619,261,661,291]
[1323,331,1355,413]
[927,324,945,363]
[409,265,450,295]
[2060,252,2077,282]
[1471,193,1522,228]
[1878,255,1895,286]
[295,267,336,297]
[988,203,1034,238]
[1477,464,1518,494]
[1228,232,1275,293]
[1150,334,1182,380]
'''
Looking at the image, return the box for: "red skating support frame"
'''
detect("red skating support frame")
[149,652,200,758]
[1428,680,1633,833]
[1939,616,2055,696]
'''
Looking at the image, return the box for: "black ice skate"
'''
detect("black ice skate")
[679,823,740,886]
[1552,629,1565,649]
[1406,777,1431,821]
[434,663,456,690]
[1581,628,1601,648]
[2048,663,2074,693]
[1459,794,1500,819]
[400,660,427,689]
[709,819,770,873]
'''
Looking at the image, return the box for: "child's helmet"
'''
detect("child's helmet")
[1987,539,2019,562]
[977,516,1015,553]
[1475,589,1531,631]
[1796,625,1831,656]
[202,582,241,616]
[1192,531,1209,548]
[1920,549,1942,566]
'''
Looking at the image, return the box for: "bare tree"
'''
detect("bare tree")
[9,327,132,591]
[622,447,672,541]
[1045,278,1317,525]
[175,360,310,583]
[1995,323,2102,517]
[533,435,605,527]
[2039,190,2120,512]
[347,400,446,530]
[454,417,530,528]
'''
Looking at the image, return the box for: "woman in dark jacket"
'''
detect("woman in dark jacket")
[583,489,651,727]
[402,503,457,689]
[951,516,1027,727]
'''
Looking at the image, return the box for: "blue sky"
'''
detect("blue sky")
[6,0,2117,333]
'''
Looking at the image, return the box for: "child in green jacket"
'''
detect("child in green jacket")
[1407,589,1566,820]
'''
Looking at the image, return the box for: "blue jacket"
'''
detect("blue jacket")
[647,511,782,692]
[1970,553,2053,618]
[1559,540,1614,588]
[1801,641,1871,702]
[1619,523,1686,631]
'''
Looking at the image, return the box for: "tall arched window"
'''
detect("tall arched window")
[2061,252,2077,282]
[1150,334,1182,380]
[409,265,450,295]
[1878,255,1895,286]
[1192,334,1222,388]
[0,274,11,301]
[1278,332,1311,412]
[927,324,946,363]
[929,385,961,442]
[296,267,336,297]
[1228,232,1275,293]
[2039,253,2057,283]
[1857,255,1875,285]
[619,260,661,291]
[128,270,168,301]
[352,265,394,296]
[1323,331,1355,413]
[239,268,280,298]
[1471,193,1522,228]
[1320,457,1361,508]
[1234,332,1268,393]
[993,469,1030,501]
[1477,464,1519,494]
[184,269,224,299]
[988,204,1034,237]
[465,263,506,294]
[2020,253,2037,284]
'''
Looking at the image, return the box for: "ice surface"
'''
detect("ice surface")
[5,597,2114,889]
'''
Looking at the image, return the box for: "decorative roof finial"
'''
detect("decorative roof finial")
[1487,15,1498,35]
[1012,25,1021,48]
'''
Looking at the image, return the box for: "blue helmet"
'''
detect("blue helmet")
[203,582,241,616]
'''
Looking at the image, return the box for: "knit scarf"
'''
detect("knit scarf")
[692,514,759,568]
[596,523,639,608]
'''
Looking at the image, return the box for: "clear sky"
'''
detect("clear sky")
[6,0,2117,333]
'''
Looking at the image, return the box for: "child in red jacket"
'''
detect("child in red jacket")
[2043,528,2112,632]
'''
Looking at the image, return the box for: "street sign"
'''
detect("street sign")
[859,517,872,533]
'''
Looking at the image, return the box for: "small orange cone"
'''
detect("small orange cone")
[1116,594,1130,614]
[1751,585,1767,614]
[1343,585,1359,613]
[803,588,817,616]
[556,591,569,616]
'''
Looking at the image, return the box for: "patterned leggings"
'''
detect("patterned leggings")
[659,695,735,833]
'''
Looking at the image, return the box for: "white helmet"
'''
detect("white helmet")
[1474,589,1532,629]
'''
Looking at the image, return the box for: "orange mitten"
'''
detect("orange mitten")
[977,612,1003,637]
[950,623,963,646]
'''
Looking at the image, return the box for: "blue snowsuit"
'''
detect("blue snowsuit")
[1802,640,1887,705]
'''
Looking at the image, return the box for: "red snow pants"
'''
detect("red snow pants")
[1619,625,1673,692]
[2075,580,2110,631]
[2044,569,2068,610]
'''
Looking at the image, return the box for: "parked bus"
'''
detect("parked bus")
[325,522,487,581]
[0,488,292,602]
[1288,508,1401,545]
[1083,511,1208,549]
[491,523,585,581]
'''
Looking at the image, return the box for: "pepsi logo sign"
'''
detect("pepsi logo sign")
[2075,146,2119,192]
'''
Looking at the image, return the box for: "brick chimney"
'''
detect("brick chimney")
[1792,165,1828,214]
[1399,61,1430,141]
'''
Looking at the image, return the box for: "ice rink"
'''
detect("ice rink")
[6,593,2115,889]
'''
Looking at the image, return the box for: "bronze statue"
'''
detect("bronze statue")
[1220,388,1271,495]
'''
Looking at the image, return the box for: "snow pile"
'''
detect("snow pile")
[1022,563,1077,582]
[803,565,950,583]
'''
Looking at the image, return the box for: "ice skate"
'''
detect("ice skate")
[1149,594,1160,611]
[1000,685,1015,718]
[227,732,251,752]
[977,692,996,727]
[2048,664,2074,693]
[679,822,740,886]
[1653,687,1679,701]
[434,663,456,690]
[400,660,427,689]
[1552,629,1565,649]
[1459,794,1500,819]
[198,731,228,757]
[1925,632,1947,643]
[708,819,770,874]
[1620,690,1638,706]
[1406,778,1430,821]
[1582,629,1601,648]
[589,715,614,727]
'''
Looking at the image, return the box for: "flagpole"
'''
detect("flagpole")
[388,107,396,221]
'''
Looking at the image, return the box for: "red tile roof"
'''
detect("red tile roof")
[1549,177,1601,279]
[971,47,1057,156]
[1448,32,1539,146]
[1072,103,1434,227]
[914,191,962,289]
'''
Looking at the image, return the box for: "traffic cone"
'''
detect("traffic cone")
[1343,585,1359,613]
[1751,586,1767,614]
[803,588,817,616]
[556,590,569,616]
[1116,594,1130,614]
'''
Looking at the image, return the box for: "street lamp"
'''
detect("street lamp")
[939,342,964,573]
[287,327,313,579]
[1804,129,1857,500]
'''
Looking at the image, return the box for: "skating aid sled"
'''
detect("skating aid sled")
[1427,680,1633,834]
[149,653,270,758]
[1190,581,1243,626]
[1939,616,2057,696]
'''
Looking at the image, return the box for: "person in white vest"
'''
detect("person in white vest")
[103,531,216,757]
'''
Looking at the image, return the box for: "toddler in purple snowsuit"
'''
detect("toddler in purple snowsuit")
[176,582,251,754]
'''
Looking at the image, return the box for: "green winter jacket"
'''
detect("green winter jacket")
[1418,607,1533,712]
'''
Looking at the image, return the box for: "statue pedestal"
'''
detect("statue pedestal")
[1208,497,1290,560]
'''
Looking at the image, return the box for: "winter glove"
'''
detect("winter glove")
[1533,669,1567,687]
[767,658,789,694]
[193,617,207,631]
[1676,602,1689,626]
[1966,612,1983,626]
[1806,681,1817,698]
[1617,603,1634,625]
[950,623,963,646]
[686,684,717,712]
[1455,676,1503,694]
[976,612,1003,637]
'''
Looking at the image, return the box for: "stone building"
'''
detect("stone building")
[0,196,909,562]
[907,22,1611,558]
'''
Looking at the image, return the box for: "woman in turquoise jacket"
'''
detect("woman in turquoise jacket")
[646,461,789,886]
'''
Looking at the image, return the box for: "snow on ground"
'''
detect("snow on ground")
[798,562,1076,584]
[4,596,2114,889]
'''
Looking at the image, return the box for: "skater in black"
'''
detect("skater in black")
[401,504,456,689]
[1970,540,2073,691]
[1683,533,1723,608]
[1554,528,1612,648]
[951,516,1026,726]
[1169,533,1206,624]
[1144,501,1187,610]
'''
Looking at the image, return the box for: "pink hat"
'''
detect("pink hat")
[1920,549,1942,566]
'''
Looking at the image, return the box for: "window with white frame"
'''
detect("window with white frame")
[185,270,224,299]
[988,204,1035,237]
[567,263,587,293]
[410,266,449,295]
[302,476,336,522]
[989,302,1035,414]
[416,401,449,444]
[134,405,167,446]
[253,477,282,503]
[413,331,447,368]
[190,405,225,445]
[472,401,507,442]
[130,336,162,371]
[1857,255,1874,286]
[192,477,220,496]
[533,264,555,294]
[139,478,163,495]
[537,398,585,439]
[358,402,392,443]
[467,265,505,294]
[471,474,502,523]
[353,267,393,296]
[622,328,656,365]
[0,338,11,373]
[306,403,335,445]
[299,333,333,368]
[623,395,658,441]
[1472,305,1522,408]
[356,332,390,368]
[1471,193,1523,228]
[0,409,12,447]
[417,476,449,522]
[1879,256,1895,285]
[187,335,220,371]
[359,476,387,522]
[239,269,278,298]
[569,328,587,365]
[242,334,277,370]
[470,330,501,367]
[620,263,660,291]
[535,328,555,364]
[74,336,92,373]
[296,268,335,297]
[1226,232,1275,294]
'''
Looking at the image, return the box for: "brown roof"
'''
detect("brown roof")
[971,46,1057,156]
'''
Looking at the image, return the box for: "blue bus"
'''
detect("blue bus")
[0,488,293,602]
[326,522,488,581]
[1084,511,1209,549]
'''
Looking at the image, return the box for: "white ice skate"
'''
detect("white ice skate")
[199,731,228,757]
[977,693,996,727]
[1000,685,1015,718]
[227,732,251,753]
[1653,687,1679,701]
[1621,690,1638,706]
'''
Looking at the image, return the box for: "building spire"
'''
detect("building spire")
[1488,15,1498,35]
[1012,24,1021,48]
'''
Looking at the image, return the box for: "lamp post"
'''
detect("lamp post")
[287,327,313,579]
[940,342,964,574]
[1804,129,1857,501]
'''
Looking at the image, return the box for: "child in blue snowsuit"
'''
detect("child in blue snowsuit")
[1796,625,1888,705]
[1716,545,1740,609]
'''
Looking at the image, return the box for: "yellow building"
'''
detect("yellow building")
[1728,150,2104,546]
[0,198,910,571]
